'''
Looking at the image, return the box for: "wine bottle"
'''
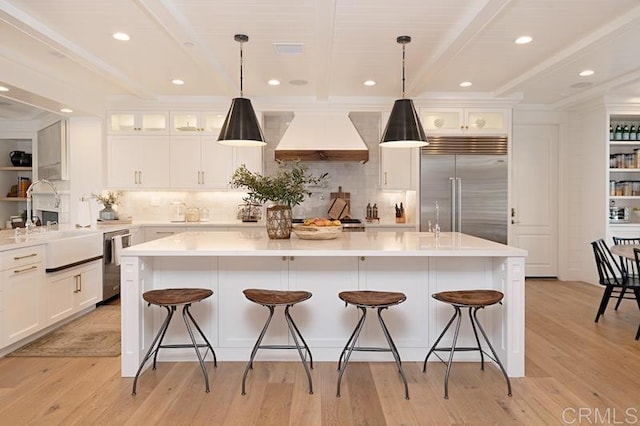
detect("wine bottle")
[615,124,623,140]
[610,124,614,140]
[623,123,630,140]
[631,125,637,141]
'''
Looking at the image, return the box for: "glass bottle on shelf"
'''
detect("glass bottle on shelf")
[614,124,622,140]
[631,125,637,141]
[622,123,630,140]
[610,124,614,140]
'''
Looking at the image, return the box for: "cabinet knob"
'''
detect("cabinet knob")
[360,256,366,261]
[282,256,287,261]
[290,256,295,261]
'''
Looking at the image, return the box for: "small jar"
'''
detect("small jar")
[185,207,200,222]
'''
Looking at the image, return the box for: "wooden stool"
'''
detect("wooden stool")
[337,290,409,400]
[241,289,313,395]
[131,288,217,396]
[423,289,512,399]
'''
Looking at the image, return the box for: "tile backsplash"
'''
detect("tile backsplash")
[118,111,414,224]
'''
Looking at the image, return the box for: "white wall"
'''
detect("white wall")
[68,117,103,226]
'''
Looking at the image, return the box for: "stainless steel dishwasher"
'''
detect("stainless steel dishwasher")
[103,229,131,301]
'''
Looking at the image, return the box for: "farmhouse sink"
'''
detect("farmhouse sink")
[41,230,103,271]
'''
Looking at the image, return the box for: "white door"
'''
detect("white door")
[511,124,559,277]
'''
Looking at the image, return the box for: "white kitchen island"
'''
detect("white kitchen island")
[120,231,527,377]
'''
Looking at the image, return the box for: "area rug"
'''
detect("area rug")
[8,304,121,357]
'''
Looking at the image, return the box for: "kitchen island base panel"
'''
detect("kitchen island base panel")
[121,252,524,378]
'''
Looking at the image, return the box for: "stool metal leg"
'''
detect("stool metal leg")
[242,305,275,395]
[182,304,212,393]
[284,305,313,394]
[184,304,218,367]
[377,307,410,400]
[443,306,463,399]
[337,306,367,397]
[337,307,367,371]
[472,307,512,397]
[152,306,174,369]
[132,305,174,396]
[423,308,458,372]
[467,307,485,369]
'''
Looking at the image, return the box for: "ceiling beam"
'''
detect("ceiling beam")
[312,0,337,101]
[0,0,156,100]
[494,5,640,98]
[134,0,236,95]
[409,0,513,96]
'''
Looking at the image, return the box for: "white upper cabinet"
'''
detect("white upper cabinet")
[170,112,226,135]
[380,147,414,190]
[108,111,169,135]
[419,108,508,135]
[108,135,171,188]
[170,135,262,189]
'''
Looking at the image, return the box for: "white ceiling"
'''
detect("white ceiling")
[2,0,640,119]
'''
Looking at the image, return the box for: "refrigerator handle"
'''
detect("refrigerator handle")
[449,177,456,232]
[456,177,462,234]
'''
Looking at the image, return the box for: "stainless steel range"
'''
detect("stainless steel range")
[292,218,365,232]
[338,218,365,232]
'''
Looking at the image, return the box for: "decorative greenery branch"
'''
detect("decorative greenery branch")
[230,162,328,207]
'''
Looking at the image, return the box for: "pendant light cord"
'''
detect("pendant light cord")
[401,42,406,99]
[239,40,244,98]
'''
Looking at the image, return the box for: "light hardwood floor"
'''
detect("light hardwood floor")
[1,279,639,425]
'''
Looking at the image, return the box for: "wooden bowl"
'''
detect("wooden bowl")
[292,225,342,240]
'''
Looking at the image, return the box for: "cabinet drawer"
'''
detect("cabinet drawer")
[1,245,45,270]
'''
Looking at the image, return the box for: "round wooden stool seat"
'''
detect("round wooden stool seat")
[432,290,503,307]
[143,288,213,306]
[243,289,312,306]
[339,290,406,307]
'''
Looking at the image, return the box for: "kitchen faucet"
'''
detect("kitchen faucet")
[434,201,440,237]
[25,179,61,231]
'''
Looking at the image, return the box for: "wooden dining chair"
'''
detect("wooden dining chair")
[612,236,640,309]
[629,248,640,340]
[591,239,630,322]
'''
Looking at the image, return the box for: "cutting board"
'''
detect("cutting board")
[329,186,351,218]
[328,197,348,220]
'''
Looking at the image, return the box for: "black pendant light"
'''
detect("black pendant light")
[380,35,428,148]
[218,34,266,147]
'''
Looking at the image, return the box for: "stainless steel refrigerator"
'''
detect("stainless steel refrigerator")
[419,137,508,244]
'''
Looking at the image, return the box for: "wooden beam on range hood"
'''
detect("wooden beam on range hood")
[275,149,369,163]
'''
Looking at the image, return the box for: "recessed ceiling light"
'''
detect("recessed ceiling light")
[60,108,73,113]
[0,86,9,92]
[113,32,130,41]
[364,80,376,86]
[183,41,195,48]
[171,79,185,85]
[579,69,595,77]
[459,81,472,87]
[289,79,308,86]
[515,36,532,45]
[268,79,281,86]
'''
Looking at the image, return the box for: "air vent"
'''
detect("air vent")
[273,43,304,55]
[421,136,508,155]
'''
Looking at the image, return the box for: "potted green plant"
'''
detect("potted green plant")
[93,190,123,221]
[230,162,328,239]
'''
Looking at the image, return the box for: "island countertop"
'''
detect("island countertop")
[122,231,527,257]
[121,230,527,378]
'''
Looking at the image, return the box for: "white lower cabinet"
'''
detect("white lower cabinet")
[46,259,102,325]
[217,255,426,354]
[2,245,46,346]
[357,256,429,349]
[144,226,180,242]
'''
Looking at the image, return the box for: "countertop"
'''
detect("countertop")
[122,231,527,257]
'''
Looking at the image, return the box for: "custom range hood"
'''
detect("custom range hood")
[275,112,369,163]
